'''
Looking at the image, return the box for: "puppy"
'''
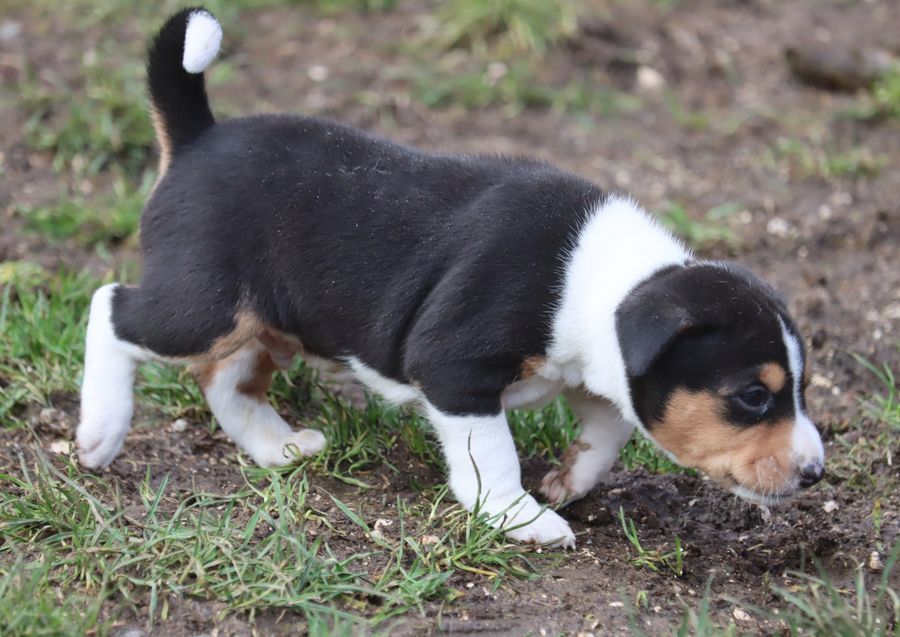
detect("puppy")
[77,8,825,547]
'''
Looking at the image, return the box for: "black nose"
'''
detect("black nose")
[799,462,824,488]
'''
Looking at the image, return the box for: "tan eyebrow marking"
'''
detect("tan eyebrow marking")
[759,362,787,393]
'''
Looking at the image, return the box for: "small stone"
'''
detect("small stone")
[307,64,329,82]
[0,20,21,41]
[766,217,790,238]
[48,440,71,455]
[370,517,393,542]
[733,608,752,622]
[636,66,665,92]
[486,62,508,81]
[38,407,60,425]
[171,418,188,433]
[868,551,884,572]
[811,373,833,389]
[785,41,894,91]
[823,500,838,513]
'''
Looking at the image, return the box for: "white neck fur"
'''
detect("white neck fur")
[545,195,690,423]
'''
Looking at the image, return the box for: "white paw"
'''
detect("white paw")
[77,422,127,469]
[254,428,327,467]
[486,494,576,549]
[282,428,327,459]
[503,504,576,549]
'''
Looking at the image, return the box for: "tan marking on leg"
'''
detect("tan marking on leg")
[759,362,787,393]
[188,311,265,389]
[150,105,172,179]
[192,359,219,392]
[259,328,304,369]
[652,389,795,494]
[520,356,546,380]
[561,439,591,469]
[236,349,278,402]
[204,311,264,362]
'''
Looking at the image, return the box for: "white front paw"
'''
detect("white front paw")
[77,421,127,469]
[282,428,327,459]
[486,494,576,548]
[253,428,327,467]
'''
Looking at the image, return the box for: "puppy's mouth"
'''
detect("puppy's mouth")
[728,482,798,507]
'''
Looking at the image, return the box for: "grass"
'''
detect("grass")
[830,356,899,491]
[0,444,543,633]
[742,542,900,637]
[19,60,155,177]
[847,70,900,122]
[870,71,900,120]
[854,355,900,433]
[428,0,577,56]
[765,138,888,181]
[1,453,394,631]
[0,271,98,424]
[663,92,712,132]
[617,507,684,578]
[409,59,640,117]
[407,0,641,117]
[626,544,900,636]
[629,578,740,637]
[14,173,152,248]
[12,0,400,181]
[0,557,107,636]
[657,201,738,251]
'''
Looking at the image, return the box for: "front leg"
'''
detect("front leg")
[540,387,635,505]
[424,402,575,548]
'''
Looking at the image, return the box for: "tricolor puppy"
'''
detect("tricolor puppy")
[77,8,825,547]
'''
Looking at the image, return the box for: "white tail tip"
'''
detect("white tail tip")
[182,11,222,74]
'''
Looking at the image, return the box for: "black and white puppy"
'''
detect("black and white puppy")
[77,8,825,547]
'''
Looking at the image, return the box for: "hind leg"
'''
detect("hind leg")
[194,341,326,467]
[77,284,153,468]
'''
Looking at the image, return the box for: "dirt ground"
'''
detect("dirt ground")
[1,0,899,635]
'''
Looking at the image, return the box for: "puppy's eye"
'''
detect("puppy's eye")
[734,385,772,413]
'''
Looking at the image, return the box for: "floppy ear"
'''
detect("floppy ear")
[614,276,694,378]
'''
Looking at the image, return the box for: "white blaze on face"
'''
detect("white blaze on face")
[779,317,825,469]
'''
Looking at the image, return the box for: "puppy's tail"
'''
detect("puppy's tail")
[147,8,222,168]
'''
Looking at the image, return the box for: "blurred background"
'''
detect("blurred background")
[0,0,898,634]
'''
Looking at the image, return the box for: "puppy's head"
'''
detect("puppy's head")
[615,262,824,505]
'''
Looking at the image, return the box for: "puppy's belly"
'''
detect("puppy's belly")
[501,377,565,411]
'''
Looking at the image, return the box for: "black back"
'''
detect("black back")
[129,115,602,415]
